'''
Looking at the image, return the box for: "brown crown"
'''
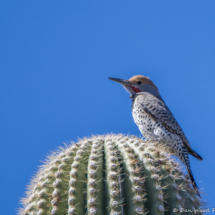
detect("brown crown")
[129,75,158,90]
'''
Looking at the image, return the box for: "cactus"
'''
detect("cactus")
[19,134,203,215]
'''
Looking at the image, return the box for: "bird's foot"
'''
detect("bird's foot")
[147,138,161,148]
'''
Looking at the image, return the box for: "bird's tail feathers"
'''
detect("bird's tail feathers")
[187,148,203,161]
[186,166,201,198]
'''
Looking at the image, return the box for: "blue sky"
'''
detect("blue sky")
[1,1,215,214]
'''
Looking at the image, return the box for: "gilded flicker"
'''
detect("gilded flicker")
[109,75,203,196]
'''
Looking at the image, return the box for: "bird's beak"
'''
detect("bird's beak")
[108,77,132,86]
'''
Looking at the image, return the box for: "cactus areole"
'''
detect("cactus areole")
[20,134,203,215]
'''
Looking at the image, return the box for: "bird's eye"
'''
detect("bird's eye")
[137,81,142,85]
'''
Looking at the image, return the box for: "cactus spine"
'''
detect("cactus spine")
[20,134,203,215]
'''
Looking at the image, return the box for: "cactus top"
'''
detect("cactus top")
[19,134,204,215]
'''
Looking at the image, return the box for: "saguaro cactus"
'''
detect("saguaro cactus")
[20,134,203,215]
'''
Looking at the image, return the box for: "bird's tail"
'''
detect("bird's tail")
[186,165,201,198]
[187,148,203,161]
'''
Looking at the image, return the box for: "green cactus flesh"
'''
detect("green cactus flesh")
[20,134,203,215]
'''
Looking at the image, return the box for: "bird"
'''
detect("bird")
[109,75,202,196]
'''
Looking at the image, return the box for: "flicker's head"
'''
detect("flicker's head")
[109,75,160,97]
